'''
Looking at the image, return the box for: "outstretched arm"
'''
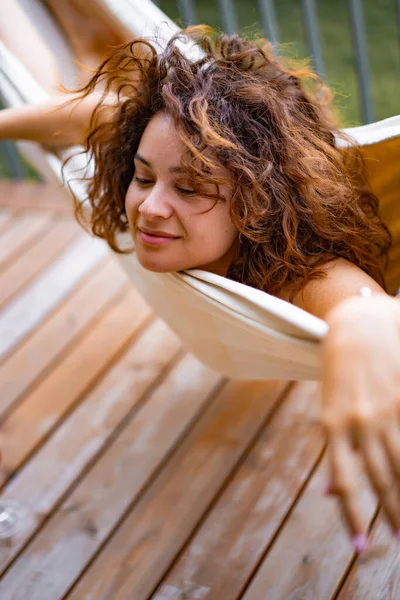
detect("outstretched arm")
[0,92,117,149]
[283,258,400,553]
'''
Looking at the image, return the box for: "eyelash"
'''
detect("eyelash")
[177,187,196,196]
[134,177,152,186]
[133,176,195,196]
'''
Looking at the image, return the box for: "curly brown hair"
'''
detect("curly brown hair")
[73,25,391,299]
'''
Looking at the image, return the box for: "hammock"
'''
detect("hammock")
[1,0,400,381]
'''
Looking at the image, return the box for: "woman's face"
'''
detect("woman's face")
[125,111,238,274]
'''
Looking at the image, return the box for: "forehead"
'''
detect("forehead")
[137,111,233,187]
[137,112,184,169]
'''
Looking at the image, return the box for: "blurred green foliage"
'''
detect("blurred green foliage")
[1,0,399,178]
[159,0,400,126]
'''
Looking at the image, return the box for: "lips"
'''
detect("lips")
[137,227,180,247]
[139,227,179,238]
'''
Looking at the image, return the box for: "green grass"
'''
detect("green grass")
[159,0,400,126]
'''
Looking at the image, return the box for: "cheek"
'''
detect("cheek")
[124,183,140,223]
[193,207,237,248]
[215,216,237,253]
[220,223,238,250]
[212,204,236,240]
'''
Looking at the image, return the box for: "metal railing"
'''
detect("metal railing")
[1,0,398,179]
[0,141,28,180]
[176,0,388,125]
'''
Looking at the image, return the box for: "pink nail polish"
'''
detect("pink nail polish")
[352,534,368,554]
[322,483,331,496]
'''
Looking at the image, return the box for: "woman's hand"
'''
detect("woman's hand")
[322,291,400,552]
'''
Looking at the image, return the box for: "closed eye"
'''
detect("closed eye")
[134,177,153,186]
[176,186,195,196]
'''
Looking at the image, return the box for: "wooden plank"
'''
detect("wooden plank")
[0,319,182,575]
[0,234,108,362]
[0,218,80,309]
[0,258,129,418]
[0,182,71,213]
[337,513,400,599]
[0,288,152,485]
[241,455,376,600]
[0,211,53,271]
[154,382,324,600]
[0,210,14,234]
[0,355,224,600]
[65,379,288,600]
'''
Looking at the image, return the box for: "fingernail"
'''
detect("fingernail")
[395,529,400,542]
[352,534,368,554]
[322,483,331,496]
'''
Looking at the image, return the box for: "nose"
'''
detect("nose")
[137,184,173,220]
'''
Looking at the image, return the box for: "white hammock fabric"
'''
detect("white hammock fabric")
[1,0,400,380]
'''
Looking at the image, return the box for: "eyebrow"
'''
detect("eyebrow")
[134,153,151,168]
[134,153,184,174]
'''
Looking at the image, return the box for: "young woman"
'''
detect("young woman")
[2,26,400,554]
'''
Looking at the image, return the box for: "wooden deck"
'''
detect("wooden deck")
[0,180,397,600]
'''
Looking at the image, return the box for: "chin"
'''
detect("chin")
[136,254,186,273]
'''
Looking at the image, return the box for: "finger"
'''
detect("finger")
[358,429,400,532]
[350,432,360,452]
[328,432,367,549]
[381,419,400,488]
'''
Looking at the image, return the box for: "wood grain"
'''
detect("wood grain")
[337,512,400,599]
[0,287,151,485]
[0,234,108,361]
[0,258,128,418]
[66,380,288,600]
[0,182,391,599]
[0,210,14,234]
[0,182,71,213]
[0,217,80,308]
[241,456,376,600]
[154,382,323,600]
[0,355,223,600]
[0,211,53,271]
[0,319,182,575]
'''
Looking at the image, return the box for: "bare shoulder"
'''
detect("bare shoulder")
[278,258,386,320]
